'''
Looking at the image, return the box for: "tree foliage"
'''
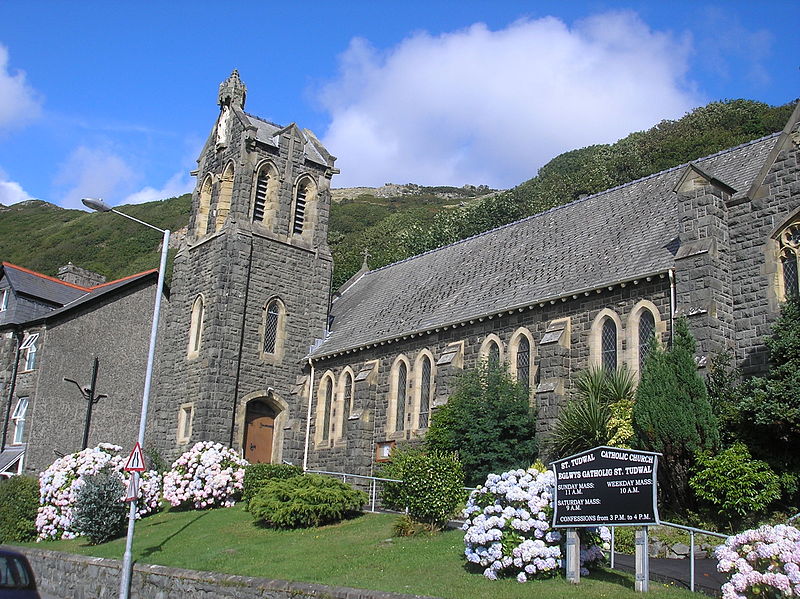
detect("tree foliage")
[73,470,128,545]
[0,475,39,543]
[426,362,537,486]
[632,318,719,511]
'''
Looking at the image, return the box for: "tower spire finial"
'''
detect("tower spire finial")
[218,69,247,109]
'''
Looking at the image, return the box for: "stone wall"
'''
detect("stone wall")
[6,546,435,599]
[307,277,672,476]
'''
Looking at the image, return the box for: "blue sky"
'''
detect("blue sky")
[0,1,797,209]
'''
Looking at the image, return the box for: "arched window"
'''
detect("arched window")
[638,309,656,371]
[418,355,433,429]
[292,182,309,235]
[479,334,504,368]
[196,175,212,237]
[252,162,278,226]
[291,176,317,238]
[263,300,280,354]
[779,223,800,298]
[341,370,354,436]
[215,163,234,232]
[395,361,408,432]
[601,318,617,371]
[187,295,204,358]
[321,376,333,442]
[516,336,531,392]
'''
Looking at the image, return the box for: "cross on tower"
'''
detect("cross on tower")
[361,248,371,269]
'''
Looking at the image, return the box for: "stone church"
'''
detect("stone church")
[3,71,800,478]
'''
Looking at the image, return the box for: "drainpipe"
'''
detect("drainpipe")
[668,269,676,348]
[303,357,315,471]
[1,328,23,452]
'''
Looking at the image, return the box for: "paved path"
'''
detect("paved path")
[612,553,726,596]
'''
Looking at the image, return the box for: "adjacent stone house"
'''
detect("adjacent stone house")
[3,71,799,479]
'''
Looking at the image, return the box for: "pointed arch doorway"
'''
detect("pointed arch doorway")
[244,400,276,463]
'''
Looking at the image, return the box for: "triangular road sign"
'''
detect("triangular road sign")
[124,442,146,472]
[124,473,140,502]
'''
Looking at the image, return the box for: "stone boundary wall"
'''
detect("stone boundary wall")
[5,546,436,599]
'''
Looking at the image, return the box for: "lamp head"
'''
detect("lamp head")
[81,198,113,212]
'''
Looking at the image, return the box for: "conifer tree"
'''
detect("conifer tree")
[632,318,719,511]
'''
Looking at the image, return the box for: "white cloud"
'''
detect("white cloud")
[320,12,700,188]
[0,44,42,132]
[123,171,194,205]
[0,167,31,205]
[54,146,138,209]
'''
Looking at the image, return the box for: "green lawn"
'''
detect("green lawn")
[24,506,702,599]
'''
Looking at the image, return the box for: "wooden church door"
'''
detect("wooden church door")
[244,401,276,463]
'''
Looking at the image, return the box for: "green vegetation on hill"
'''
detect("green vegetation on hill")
[0,99,794,288]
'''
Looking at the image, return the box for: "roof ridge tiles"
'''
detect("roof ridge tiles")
[359,131,781,281]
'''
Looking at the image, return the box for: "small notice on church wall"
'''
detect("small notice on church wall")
[550,446,660,528]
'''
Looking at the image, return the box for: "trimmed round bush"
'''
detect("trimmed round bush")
[163,441,248,509]
[380,449,464,527]
[73,470,128,545]
[0,475,39,543]
[37,443,162,540]
[463,466,608,582]
[249,474,367,528]
[242,463,302,505]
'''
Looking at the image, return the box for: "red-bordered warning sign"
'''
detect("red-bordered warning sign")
[124,442,146,472]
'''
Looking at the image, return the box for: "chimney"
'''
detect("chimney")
[57,263,106,288]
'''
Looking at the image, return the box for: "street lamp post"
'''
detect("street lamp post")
[81,198,170,599]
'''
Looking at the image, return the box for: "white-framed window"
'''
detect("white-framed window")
[0,288,8,312]
[11,397,28,445]
[20,333,39,371]
[177,402,195,444]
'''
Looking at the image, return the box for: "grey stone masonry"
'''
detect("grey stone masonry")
[8,545,438,599]
[148,70,336,466]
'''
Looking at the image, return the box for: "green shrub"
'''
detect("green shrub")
[689,443,781,530]
[548,396,610,459]
[242,463,303,505]
[392,513,432,537]
[73,470,128,545]
[249,474,367,528]
[0,475,39,543]
[380,449,464,528]
[426,362,537,486]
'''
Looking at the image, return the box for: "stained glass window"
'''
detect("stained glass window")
[488,341,500,368]
[263,301,280,354]
[342,372,354,436]
[780,225,800,298]
[601,318,617,372]
[516,336,530,393]
[639,310,656,371]
[395,362,407,432]
[419,357,431,428]
[322,377,332,441]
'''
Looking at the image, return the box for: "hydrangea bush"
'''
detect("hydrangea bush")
[36,443,162,541]
[715,524,800,598]
[163,441,247,509]
[462,466,608,583]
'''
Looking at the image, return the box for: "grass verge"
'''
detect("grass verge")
[21,506,702,599]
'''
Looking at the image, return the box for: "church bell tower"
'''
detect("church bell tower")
[150,71,337,465]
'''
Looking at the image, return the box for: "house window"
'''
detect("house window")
[516,336,531,393]
[11,397,28,445]
[20,333,38,371]
[321,376,333,441]
[395,361,408,432]
[263,301,280,354]
[292,184,308,235]
[187,296,204,358]
[638,310,656,371]
[177,403,194,444]
[601,318,617,371]
[418,356,432,429]
[0,289,8,311]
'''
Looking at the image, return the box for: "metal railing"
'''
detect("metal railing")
[609,521,729,593]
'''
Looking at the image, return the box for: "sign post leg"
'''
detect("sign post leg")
[566,528,580,584]
[635,526,649,592]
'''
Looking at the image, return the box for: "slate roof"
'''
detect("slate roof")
[311,132,780,358]
[245,113,331,168]
[2,262,88,306]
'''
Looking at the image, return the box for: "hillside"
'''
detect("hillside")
[0,98,795,288]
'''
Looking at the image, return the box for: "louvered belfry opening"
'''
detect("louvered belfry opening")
[253,169,269,222]
[293,186,307,235]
